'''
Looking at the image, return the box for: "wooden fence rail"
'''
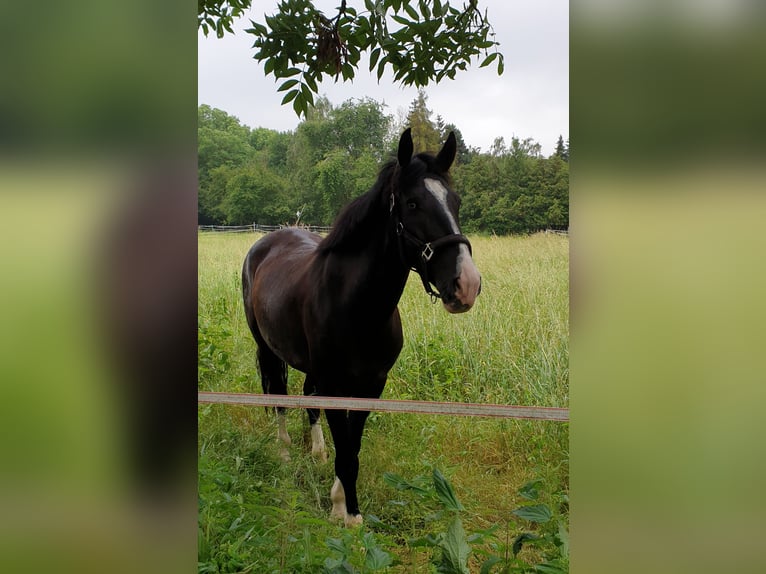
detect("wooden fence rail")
[198,392,569,422]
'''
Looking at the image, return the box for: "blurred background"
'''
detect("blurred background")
[1,1,765,572]
[571,1,766,573]
[0,2,197,573]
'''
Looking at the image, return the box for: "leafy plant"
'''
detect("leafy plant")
[324,529,395,573]
[382,470,569,574]
[384,468,471,573]
[476,479,569,574]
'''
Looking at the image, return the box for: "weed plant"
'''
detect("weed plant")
[198,231,568,572]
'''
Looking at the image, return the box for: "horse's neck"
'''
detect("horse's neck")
[325,226,409,321]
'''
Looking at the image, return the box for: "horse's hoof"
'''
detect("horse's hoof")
[278,447,291,462]
[312,447,328,463]
[344,514,363,528]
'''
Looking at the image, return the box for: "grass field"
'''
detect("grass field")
[198,231,569,573]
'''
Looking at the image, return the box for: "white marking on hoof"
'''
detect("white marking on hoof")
[310,423,328,462]
[344,513,363,528]
[277,412,291,461]
[330,477,347,520]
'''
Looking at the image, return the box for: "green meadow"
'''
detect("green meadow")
[198,231,569,573]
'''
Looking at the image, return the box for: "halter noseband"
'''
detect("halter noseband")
[389,191,473,303]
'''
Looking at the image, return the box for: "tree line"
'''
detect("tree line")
[198,92,568,234]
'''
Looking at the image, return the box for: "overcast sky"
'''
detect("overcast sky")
[198,0,568,156]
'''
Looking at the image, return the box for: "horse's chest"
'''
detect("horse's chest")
[311,321,403,376]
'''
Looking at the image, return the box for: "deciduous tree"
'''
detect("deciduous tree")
[199,1,504,117]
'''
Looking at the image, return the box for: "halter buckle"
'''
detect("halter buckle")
[421,243,434,262]
[389,192,395,214]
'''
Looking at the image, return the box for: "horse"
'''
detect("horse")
[241,128,481,527]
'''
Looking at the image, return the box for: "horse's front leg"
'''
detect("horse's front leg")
[303,375,327,462]
[324,408,371,527]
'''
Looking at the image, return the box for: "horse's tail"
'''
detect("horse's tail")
[257,345,288,398]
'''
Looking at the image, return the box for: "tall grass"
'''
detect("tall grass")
[198,231,568,573]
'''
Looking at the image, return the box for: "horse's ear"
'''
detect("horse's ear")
[398,128,413,168]
[436,131,457,172]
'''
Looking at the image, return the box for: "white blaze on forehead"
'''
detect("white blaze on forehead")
[424,178,459,233]
[424,177,471,271]
[423,178,481,310]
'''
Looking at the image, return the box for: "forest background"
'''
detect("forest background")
[198,91,569,234]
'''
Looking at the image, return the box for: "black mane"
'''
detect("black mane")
[318,153,452,255]
[318,160,398,254]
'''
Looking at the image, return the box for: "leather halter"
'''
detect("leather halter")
[389,191,473,303]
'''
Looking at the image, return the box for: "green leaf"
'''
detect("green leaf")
[438,517,471,574]
[300,82,315,106]
[280,88,299,105]
[404,3,419,21]
[277,78,300,92]
[433,0,443,18]
[365,546,393,570]
[281,67,302,77]
[479,556,503,574]
[497,54,505,75]
[369,47,381,71]
[512,504,553,524]
[304,73,318,93]
[479,52,498,68]
[326,536,347,555]
[419,0,431,20]
[364,514,393,531]
[382,472,430,496]
[293,92,307,116]
[408,533,443,547]
[292,92,306,116]
[341,62,354,81]
[391,14,411,26]
[432,468,464,512]
[263,58,275,75]
[534,562,568,574]
[518,479,543,501]
[376,56,387,81]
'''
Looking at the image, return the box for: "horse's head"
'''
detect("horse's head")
[392,128,482,314]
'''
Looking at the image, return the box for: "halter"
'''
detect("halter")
[389,191,473,303]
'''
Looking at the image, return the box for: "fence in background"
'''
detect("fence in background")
[198,223,333,234]
[199,224,567,236]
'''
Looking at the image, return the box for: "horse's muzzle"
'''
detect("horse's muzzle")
[442,268,482,314]
[444,251,481,313]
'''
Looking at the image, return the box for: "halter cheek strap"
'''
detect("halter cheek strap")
[390,192,473,303]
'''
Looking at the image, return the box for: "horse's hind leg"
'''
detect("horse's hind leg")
[256,342,291,461]
[303,375,327,462]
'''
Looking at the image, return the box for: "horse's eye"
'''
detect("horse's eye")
[407,201,417,210]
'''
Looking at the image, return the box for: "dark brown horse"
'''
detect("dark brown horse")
[242,128,481,526]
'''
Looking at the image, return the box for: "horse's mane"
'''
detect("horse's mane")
[317,160,398,254]
[317,152,452,254]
